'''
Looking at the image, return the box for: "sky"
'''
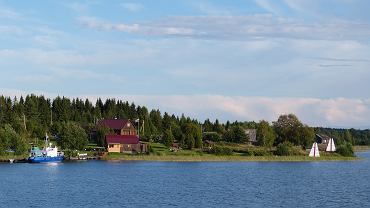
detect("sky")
[0,0,370,128]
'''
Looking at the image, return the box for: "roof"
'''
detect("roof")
[98,119,131,130]
[316,134,331,140]
[106,135,139,144]
[204,140,215,144]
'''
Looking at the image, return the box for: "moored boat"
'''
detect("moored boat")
[28,133,64,163]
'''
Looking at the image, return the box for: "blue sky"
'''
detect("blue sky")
[0,0,370,128]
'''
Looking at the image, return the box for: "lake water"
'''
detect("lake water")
[1,152,370,208]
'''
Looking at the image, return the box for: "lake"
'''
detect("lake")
[1,152,370,208]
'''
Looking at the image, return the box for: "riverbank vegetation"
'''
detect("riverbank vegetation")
[0,94,366,159]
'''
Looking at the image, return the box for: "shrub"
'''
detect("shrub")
[275,142,306,156]
[275,142,293,156]
[243,148,272,156]
[336,143,354,157]
[211,146,233,156]
[252,148,272,156]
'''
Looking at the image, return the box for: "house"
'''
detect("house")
[244,129,257,144]
[316,134,335,151]
[96,118,148,153]
[106,135,148,153]
[316,134,331,144]
[97,118,137,136]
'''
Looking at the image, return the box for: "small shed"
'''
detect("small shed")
[203,140,215,149]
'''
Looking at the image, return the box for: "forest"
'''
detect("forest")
[0,94,368,156]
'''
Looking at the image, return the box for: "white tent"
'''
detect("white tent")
[309,142,320,157]
[326,138,336,152]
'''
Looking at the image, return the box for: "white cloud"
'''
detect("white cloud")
[0,25,23,35]
[79,15,370,41]
[120,3,143,12]
[0,7,21,19]
[79,16,196,36]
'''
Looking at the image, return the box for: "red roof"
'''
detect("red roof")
[98,119,131,130]
[106,135,139,144]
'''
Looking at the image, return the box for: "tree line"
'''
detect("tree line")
[0,94,367,155]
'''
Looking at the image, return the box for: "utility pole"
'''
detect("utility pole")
[142,120,145,136]
[135,119,140,138]
[23,113,27,131]
[50,110,53,126]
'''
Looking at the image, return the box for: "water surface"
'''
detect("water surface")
[1,152,370,208]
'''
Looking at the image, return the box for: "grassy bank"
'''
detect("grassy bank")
[102,154,358,162]
[102,153,358,162]
[353,146,370,152]
[100,142,359,162]
[0,154,28,162]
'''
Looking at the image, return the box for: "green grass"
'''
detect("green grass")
[102,154,358,162]
[353,146,370,152]
[102,147,358,162]
[0,154,28,161]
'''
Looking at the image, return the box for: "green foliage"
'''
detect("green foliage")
[210,145,233,156]
[299,125,315,147]
[275,142,303,156]
[257,120,275,148]
[240,146,272,156]
[223,126,248,143]
[274,114,302,145]
[203,132,221,142]
[58,122,88,150]
[0,124,28,155]
[96,126,113,147]
[0,94,368,154]
[273,114,315,147]
[336,143,355,157]
[185,134,195,150]
[183,123,202,149]
[162,129,174,147]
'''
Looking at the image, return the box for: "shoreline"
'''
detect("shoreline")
[2,147,368,163]
[100,154,359,162]
[0,155,359,163]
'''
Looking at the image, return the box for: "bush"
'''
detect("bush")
[275,142,293,156]
[243,148,272,156]
[275,142,304,156]
[336,143,354,157]
[252,148,272,156]
[210,146,233,156]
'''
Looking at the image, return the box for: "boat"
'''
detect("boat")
[309,142,320,157]
[28,133,64,163]
[326,138,336,152]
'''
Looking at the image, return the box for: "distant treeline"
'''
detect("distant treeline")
[315,127,370,145]
[0,94,368,155]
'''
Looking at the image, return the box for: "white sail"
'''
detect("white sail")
[326,138,336,152]
[309,142,320,157]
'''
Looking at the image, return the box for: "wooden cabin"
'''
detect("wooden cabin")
[96,118,148,153]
